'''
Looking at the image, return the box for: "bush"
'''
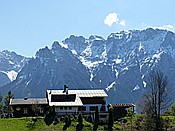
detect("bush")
[44,106,55,126]
[78,113,83,125]
[113,124,123,130]
[135,116,143,130]
[108,107,114,130]
[53,116,59,125]
[68,114,71,127]
[44,112,53,126]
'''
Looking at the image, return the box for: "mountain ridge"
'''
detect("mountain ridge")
[1,28,175,104]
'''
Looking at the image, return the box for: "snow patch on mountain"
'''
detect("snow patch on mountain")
[143,81,147,88]
[8,61,14,65]
[101,45,107,62]
[152,51,163,59]
[1,70,18,81]
[82,45,92,57]
[78,56,103,69]
[90,71,93,81]
[122,67,129,71]
[114,58,122,64]
[59,42,68,49]
[71,50,78,55]
[115,69,119,78]
[139,42,144,52]
[132,85,140,91]
[106,81,116,91]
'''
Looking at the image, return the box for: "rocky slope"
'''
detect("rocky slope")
[0,50,29,87]
[1,28,175,104]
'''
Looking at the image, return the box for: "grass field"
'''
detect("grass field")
[0,117,98,131]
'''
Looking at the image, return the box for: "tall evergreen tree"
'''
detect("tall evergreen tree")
[3,91,13,114]
[76,113,84,131]
[93,106,99,130]
[78,113,83,125]
[44,106,56,126]
[108,106,114,131]
[0,93,3,115]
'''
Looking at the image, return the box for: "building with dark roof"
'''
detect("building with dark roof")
[10,98,48,117]
[111,103,135,120]
[46,89,108,116]
[10,87,108,117]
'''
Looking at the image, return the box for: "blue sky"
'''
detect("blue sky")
[0,0,174,57]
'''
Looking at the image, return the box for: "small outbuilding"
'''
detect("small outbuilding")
[10,98,48,117]
[111,103,135,120]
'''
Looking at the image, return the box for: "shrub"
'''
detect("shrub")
[67,114,71,126]
[78,113,83,125]
[44,106,56,126]
[53,116,59,125]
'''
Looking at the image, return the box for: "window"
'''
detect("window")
[16,107,21,111]
[78,107,82,111]
[69,107,72,110]
[64,107,67,110]
[51,94,76,102]
[60,107,63,110]
[100,115,107,118]
[82,106,86,111]
[40,108,44,113]
[23,108,28,114]
[90,106,96,111]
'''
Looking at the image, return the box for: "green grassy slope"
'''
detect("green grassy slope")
[0,117,96,131]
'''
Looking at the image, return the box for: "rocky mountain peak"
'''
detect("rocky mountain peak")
[0,50,29,87]
[35,46,53,58]
[1,28,175,104]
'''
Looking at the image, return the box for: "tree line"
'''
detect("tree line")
[0,91,13,117]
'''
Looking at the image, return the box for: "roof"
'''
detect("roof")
[49,96,83,107]
[46,89,108,106]
[111,103,135,108]
[47,89,108,97]
[10,98,48,105]
[80,97,106,104]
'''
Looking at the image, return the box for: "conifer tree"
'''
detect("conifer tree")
[44,106,56,126]
[78,113,83,125]
[3,91,13,114]
[108,106,114,130]
[93,106,99,130]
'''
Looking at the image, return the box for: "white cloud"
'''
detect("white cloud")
[165,25,173,28]
[104,12,119,27]
[162,25,174,30]
[119,19,126,26]
[104,12,126,27]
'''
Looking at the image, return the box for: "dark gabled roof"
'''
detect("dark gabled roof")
[10,98,48,105]
[80,97,106,104]
[111,103,135,108]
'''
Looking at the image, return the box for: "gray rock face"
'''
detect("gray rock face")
[1,42,96,97]
[0,50,29,87]
[1,28,175,104]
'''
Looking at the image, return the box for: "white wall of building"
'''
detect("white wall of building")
[55,106,79,115]
[83,104,103,112]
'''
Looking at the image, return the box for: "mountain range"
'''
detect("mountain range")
[1,28,175,104]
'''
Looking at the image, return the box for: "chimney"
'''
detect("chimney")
[24,97,28,100]
[63,85,68,94]
[66,87,68,94]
